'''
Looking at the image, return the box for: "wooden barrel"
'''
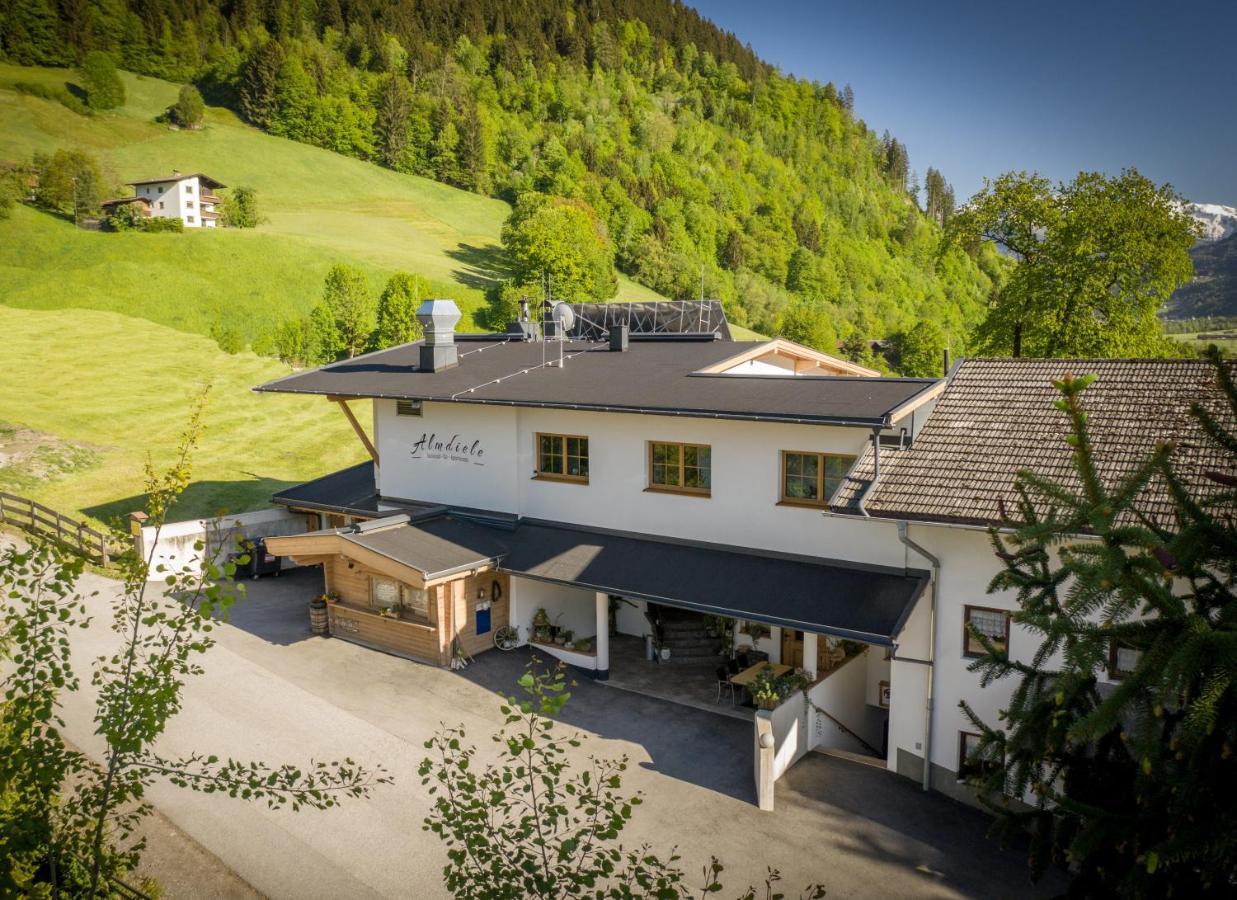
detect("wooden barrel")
[309,598,329,636]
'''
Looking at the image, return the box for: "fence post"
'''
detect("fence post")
[101,533,110,567]
[0,492,6,523]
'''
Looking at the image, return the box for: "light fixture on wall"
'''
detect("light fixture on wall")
[476,587,485,601]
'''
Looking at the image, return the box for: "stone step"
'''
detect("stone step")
[662,637,721,650]
[660,644,721,659]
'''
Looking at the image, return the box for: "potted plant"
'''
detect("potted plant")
[752,685,781,710]
[531,607,551,643]
[558,629,574,647]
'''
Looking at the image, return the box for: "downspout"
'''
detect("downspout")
[897,520,940,792]
[856,428,882,517]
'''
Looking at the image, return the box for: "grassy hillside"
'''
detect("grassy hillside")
[0,63,663,344]
[0,305,365,527]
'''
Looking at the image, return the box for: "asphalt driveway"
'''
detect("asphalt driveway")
[46,562,1056,899]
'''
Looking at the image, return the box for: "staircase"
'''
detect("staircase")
[658,612,723,665]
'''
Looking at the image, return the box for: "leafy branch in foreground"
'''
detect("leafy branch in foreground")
[419,659,826,900]
[961,350,1237,897]
[0,391,390,896]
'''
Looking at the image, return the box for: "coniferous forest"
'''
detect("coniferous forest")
[1,0,1004,363]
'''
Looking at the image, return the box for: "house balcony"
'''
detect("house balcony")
[200,193,222,204]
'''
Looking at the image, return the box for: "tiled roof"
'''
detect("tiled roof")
[832,358,1236,528]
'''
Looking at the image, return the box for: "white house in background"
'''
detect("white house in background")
[125,171,225,228]
[255,301,1233,809]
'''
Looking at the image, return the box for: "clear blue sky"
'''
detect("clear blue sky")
[690,0,1237,205]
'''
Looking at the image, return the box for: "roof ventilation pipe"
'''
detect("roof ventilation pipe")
[609,323,629,352]
[416,300,461,372]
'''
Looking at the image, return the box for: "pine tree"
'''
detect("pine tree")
[239,40,284,127]
[961,351,1237,896]
[373,75,412,168]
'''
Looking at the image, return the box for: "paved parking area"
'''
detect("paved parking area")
[49,563,1059,899]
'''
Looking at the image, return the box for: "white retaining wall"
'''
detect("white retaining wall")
[136,508,312,577]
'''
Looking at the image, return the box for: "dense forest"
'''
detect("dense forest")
[1,0,1003,369]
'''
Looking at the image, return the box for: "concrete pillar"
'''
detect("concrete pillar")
[594,592,610,680]
[803,632,819,678]
[769,626,782,664]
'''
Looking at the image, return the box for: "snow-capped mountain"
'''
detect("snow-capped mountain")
[1186,202,1237,243]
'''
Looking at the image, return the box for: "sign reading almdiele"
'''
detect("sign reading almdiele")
[410,432,485,465]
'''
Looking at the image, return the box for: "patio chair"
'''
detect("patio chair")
[715,665,736,706]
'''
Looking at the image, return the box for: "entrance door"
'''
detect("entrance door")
[782,629,805,667]
[781,630,832,671]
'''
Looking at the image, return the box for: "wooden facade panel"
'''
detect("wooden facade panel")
[326,605,441,663]
[454,572,510,659]
[315,557,509,667]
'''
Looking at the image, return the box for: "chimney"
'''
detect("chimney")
[609,324,629,352]
[416,299,461,372]
[942,347,951,378]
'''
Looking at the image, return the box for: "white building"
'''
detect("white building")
[259,302,1232,809]
[124,171,225,228]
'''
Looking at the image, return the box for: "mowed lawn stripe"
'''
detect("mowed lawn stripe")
[0,305,365,527]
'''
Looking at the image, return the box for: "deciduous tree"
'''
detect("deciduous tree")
[501,192,617,301]
[953,169,1198,358]
[420,661,826,900]
[80,50,125,110]
[0,397,387,896]
[310,263,375,361]
[167,83,205,128]
[375,271,427,348]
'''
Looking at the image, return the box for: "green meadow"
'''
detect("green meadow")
[0,63,662,343]
[0,305,366,527]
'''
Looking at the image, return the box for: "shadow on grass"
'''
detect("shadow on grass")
[82,476,299,534]
[446,242,510,290]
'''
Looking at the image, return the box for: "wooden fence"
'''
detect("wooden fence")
[0,490,119,565]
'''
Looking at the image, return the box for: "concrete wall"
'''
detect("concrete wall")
[807,652,874,753]
[137,508,312,579]
[508,576,596,644]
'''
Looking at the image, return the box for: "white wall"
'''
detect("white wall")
[138,507,311,579]
[613,596,650,637]
[373,399,909,567]
[133,176,206,227]
[508,576,596,643]
[808,652,873,754]
[377,401,520,511]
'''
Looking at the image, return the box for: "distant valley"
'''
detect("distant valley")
[1168,202,1237,318]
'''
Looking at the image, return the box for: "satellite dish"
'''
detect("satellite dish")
[550,301,576,335]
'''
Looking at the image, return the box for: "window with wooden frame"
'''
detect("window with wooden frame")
[963,605,1010,658]
[1107,640,1141,680]
[648,441,711,495]
[369,576,429,621]
[535,433,589,483]
[957,731,994,781]
[779,451,856,506]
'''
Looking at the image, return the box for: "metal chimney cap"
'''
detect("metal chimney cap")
[416,299,461,343]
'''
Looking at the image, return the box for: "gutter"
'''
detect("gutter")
[896,520,940,793]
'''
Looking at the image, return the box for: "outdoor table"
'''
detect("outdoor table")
[729,661,791,688]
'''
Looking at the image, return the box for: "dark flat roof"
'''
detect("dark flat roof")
[329,514,927,645]
[256,339,939,427]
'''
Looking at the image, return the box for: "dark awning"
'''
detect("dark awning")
[336,514,928,646]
